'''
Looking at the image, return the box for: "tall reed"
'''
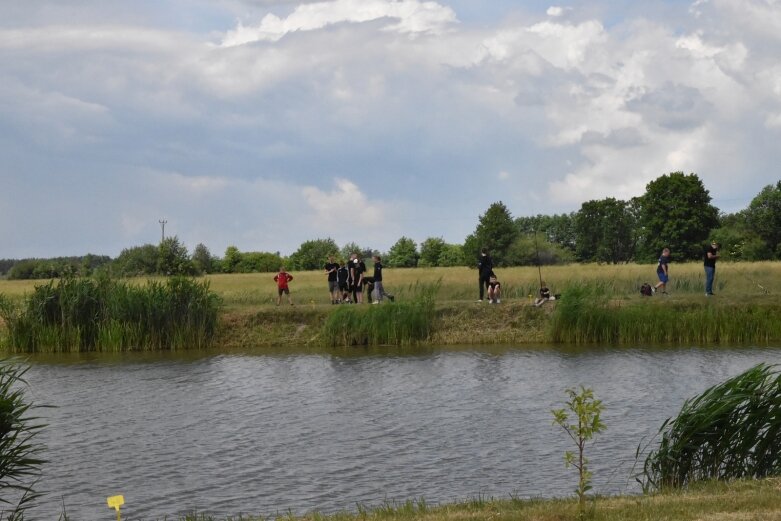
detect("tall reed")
[549,283,781,344]
[0,276,221,353]
[642,363,781,489]
[320,282,438,346]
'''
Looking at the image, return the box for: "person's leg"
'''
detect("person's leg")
[374,281,382,302]
[704,266,714,295]
[479,276,487,300]
[277,288,282,305]
[495,285,501,303]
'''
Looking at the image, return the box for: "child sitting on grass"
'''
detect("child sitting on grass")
[488,272,502,304]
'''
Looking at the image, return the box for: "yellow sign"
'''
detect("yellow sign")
[107,495,124,521]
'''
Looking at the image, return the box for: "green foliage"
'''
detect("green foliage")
[0,276,221,352]
[506,233,575,266]
[320,283,438,346]
[158,236,196,276]
[643,363,781,490]
[0,358,46,517]
[635,172,720,261]
[419,237,447,267]
[516,213,577,253]
[437,244,465,267]
[464,201,519,266]
[575,198,636,263]
[192,243,216,274]
[386,237,419,268]
[552,386,606,517]
[222,246,242,273]
[288,238,339,271]
[113,244,159,277]
[221,247,282,273]
[5,255,112,280]
[745,181,781,258]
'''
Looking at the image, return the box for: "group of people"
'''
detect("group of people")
[324,254,394,305]
[644,241,720,297]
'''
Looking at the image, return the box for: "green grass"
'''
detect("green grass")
[164,478,781,520]
[0,276,220,353]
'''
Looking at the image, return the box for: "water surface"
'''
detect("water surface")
[23,345,781,520]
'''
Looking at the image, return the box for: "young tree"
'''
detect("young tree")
[222,246,242,273]
[437,244,465,267]
[113,244,159,277]
[288,238,339,271]
[386,237,419,268]
[635,172,720,261]
[192,243,215,274]
[464,201,518,266]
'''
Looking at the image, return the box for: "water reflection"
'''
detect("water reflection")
[24,345,781,520]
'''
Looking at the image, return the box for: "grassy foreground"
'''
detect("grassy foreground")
[2,262,781,349]
[173,478,781,521]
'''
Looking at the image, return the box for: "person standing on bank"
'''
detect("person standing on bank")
[371,255,394,304]
[654,248,671,295]
[351,253,367,304]
[274,266,294,306]
[704,241,719,296]
[324,255,339,304]
[477,248,493,302]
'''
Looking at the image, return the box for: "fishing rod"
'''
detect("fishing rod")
[533,228,543,290]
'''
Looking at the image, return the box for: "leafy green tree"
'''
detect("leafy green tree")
[192,243,216,274]
[419,237,446,267]
[464,201,518,266]
[386,237,419,268]
[574,198,636,263]
[288,238,339,271]
[438,244,464,267]
[113,244,159,277]
[238,252,283,273]
[635,172,720,261]
[506,233,575,266]
[157,236,195,276]
[222,246,242,274]
[340,242,364,262]
[744,181,781,258]
[516,213,577,253]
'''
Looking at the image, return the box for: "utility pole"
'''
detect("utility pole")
[159,219,167,242]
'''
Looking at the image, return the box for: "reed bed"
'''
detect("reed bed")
[642,364,781,489]
[0,276,220,353]
[549,283,781,345]
[319,283,438,347]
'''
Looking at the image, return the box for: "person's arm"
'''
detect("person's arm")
[287,274,294,282]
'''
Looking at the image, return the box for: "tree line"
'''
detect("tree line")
[2,173,780,280]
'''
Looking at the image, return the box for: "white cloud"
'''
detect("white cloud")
[221,0,457,46]
[546,6,570,17]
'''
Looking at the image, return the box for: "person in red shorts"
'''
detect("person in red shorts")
[274,266,294,306]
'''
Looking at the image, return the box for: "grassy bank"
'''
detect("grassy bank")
[170,478,781,521]
[2,262,781,350]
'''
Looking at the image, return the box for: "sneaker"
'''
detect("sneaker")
[477,299,483,303]
[651,287,656,294]
[496,299,501,303]
[372,301,379,305]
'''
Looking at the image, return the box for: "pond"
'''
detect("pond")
[22,345,781,520]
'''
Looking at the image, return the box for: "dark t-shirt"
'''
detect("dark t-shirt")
[373,262,383,282]
[478,254,493,277]
[352,260,366,282]
[325,262,339,281]
[657,254,670,274]
[337,267,349,284]
[704,246,718,268]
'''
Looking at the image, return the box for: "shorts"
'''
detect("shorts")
[353,283,363,293]
[277,287,290,295]
[328,280,338,292]
[657,272,668,283]
[338,282,349,292]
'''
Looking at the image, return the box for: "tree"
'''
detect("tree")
[113,244,159,277]
[464,201,518,266]
[192,243,215,274]
[222,246,242,273]
[574,198,635,263]
[635,172,720,261]
[419,237,446,267]
[386,237,419,268]
[288,238,339,271]
[516,213,577,253]
[437,244,464,267]
[340,242,364,262]
[744,181,781,258]
[157,236,195,276]
[506,233,575,266]
[238,251,283,273]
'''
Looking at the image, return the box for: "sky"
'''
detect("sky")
[2,0,781,259]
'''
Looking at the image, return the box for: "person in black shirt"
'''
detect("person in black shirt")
[371,255,394,303]
[477,248,493,302]
[704,241,719,296]
[337,262,350,303]
[351,253,367,304]
[324,255,339,304]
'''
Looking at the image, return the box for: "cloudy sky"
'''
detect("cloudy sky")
[2,0,781,259]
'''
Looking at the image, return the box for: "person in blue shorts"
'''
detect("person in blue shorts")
[654,248,670,295]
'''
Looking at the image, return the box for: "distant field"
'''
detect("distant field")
[2,262,780,309]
